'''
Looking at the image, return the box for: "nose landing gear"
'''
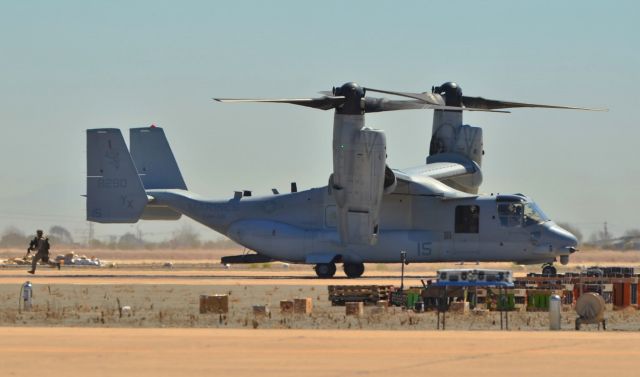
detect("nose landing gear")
[541,263,557,276]
[314,262,337,278]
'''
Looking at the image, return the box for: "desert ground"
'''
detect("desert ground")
[2,247,640,376]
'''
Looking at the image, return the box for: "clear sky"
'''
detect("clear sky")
[1,0,638,242]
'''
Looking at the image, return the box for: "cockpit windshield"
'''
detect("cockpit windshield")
[497,196,549,228]
[523,202,549,226]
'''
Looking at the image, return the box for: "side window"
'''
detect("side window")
[455,205,480,233]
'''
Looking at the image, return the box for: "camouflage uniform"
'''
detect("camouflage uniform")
[27,231,50,274]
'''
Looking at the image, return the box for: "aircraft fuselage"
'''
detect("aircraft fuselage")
[147,187,577,266]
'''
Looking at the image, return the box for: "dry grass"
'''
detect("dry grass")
[2,277,640,331]
[570,249,640,265]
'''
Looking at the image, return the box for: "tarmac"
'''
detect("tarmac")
[1,327,639,377]
[0,268,428,286]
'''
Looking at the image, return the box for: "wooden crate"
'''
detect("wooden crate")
[253,305,269,317]
[346,302,364,316]
[294,298,313,314]
[280,300,294,314]
[199,294,228,314]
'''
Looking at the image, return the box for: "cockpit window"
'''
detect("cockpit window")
[523,202,549,226]
[498,200,549,227]
[498,203,523,227]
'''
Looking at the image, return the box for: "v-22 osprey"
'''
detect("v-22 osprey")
[85,82,605,278]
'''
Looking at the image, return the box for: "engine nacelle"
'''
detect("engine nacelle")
[430,122,483,167]
[332,114,386,245]
[429,107,483,194]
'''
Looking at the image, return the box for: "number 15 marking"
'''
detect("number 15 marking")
[417,242,432,256]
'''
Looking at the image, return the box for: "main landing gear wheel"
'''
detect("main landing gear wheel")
[315,262,336,278]
[542,264,557,276]
[343,263,365,278]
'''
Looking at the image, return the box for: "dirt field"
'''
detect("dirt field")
[1,328,639,377]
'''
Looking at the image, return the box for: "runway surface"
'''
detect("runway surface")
[0,268,427,285]
[1,327,639,377]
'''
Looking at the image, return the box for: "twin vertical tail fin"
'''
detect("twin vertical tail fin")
[130,127,186,190]
[86,127,185,223]
[86,129,148,223]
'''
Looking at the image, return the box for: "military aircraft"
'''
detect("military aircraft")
[85,82,605,278]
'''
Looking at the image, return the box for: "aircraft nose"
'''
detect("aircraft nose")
[548,223,578,250]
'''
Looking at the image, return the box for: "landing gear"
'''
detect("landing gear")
[343,263,365,278]
[315,262,336,278]
[542,263,557,276]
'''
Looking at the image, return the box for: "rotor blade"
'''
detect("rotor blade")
[363,88,444,106]
[461,96,608,111]
[214,96,346,110]
[364,98,510,113]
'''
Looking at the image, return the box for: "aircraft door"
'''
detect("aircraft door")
[452,204,480,259]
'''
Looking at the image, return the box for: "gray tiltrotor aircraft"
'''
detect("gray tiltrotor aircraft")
[86,82,605,277]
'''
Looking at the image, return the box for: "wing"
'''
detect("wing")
[389,155,480,198]
[396,161,475,180]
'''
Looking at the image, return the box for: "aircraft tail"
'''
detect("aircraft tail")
[86,129,148,223]
[130,127,187,190]
[129,126,185,220]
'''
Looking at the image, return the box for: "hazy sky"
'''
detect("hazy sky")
[1,1,638,242]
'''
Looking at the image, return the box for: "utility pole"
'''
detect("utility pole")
[88,222,94,246]
[400,250,407,291]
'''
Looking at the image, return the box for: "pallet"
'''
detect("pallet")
[328,285,394,306]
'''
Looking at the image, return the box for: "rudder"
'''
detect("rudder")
[86,129,148,223]
[129,126,184,220]
[130,126,187,190]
